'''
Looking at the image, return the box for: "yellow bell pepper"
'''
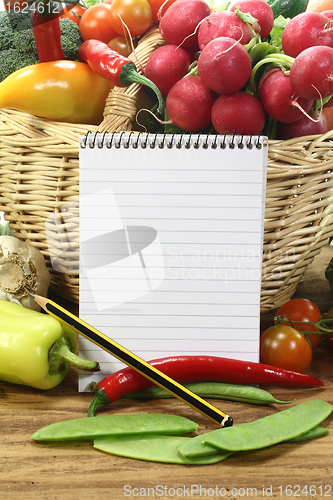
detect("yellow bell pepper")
[0,301,100,390]
[0,60,113,125]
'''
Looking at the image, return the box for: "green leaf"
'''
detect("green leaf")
[269,15,290,47]
[235,5,258,25]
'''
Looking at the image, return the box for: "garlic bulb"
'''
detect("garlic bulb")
[0,236,51,311]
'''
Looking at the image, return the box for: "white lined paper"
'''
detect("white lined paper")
[78,133,268,391]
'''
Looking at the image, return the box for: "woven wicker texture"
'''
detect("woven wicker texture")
[1,28,333,311]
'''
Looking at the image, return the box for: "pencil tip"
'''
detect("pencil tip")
[26,290,35,298]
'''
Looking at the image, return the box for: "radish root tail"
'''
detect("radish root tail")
[214,31,244,61]
[118,14,144,72]
[292,91,322,123]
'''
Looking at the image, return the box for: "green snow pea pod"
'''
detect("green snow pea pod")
[124,381,294,405]
[31,414,198,442]
[93,426,328,465]
[287,426,328,442]
[94,434,233,465]
[178,400,332,458]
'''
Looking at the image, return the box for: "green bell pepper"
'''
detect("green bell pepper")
[0,300,100,390]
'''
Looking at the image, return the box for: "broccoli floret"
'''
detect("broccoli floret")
[11,22,39,55]
[0,10,15,50]
[0,48,39,83]
[59,17,84,61]
[0,11,39,82]
[0,11,83,82]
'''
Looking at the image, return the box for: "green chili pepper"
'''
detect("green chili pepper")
[0,300,99,390]
[178,399,332,458]
[94,435,233,465]
[124,381,294,406]
[31,414,198,442]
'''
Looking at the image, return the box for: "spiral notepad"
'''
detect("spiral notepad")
[78,133,268,391]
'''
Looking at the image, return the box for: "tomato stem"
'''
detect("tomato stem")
[275,313,333,335]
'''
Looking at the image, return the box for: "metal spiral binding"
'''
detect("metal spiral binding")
[81,131,263,149]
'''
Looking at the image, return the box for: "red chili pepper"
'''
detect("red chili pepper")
[87,355,324,416]
[31,11,65,62]
[78,39,164,117]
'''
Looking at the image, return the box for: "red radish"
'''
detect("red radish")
[166,75,216,131]
[197,36,252,94]
[282,12,333,58]
[276,110,329,139]
[229,0,274,39]
[258,68,314,123]
[211,91,266,135]
[289,45,333,100]
[197,10,254,50]
[322,10,333,20]
[159,0,211,51]
[145,45,191,96]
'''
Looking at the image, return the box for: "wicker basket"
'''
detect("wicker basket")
[1,28,333,312]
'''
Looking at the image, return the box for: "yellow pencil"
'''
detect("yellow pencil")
[32,293,233,427]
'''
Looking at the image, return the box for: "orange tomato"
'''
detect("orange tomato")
[109,0,152,37]
[307,0,333,12]
[260,324,313,373]
[322,106,333,130]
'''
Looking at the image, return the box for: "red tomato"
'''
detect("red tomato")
[80,3,118,43]
[61,5,87,26]
[108,36,137,57]
[109,0,152,38]
[277,298,322,349]
[260,324,312,373]
[146,0,178,22]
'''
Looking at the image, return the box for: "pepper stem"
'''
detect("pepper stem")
[119,62,165,118]
[49,333,100,375]
[87,383,111,417]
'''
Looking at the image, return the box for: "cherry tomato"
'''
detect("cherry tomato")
[277,298,322,349]
[109,0,152,38]
[260,324,312,373]
[146,0,178,22]
[61,5,87,26]
[108,36,137,57]
[80,3,118,43]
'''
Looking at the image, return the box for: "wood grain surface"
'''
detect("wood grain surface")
[1,246,333,500]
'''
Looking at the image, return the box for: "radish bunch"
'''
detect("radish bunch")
[143,0,333,138]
